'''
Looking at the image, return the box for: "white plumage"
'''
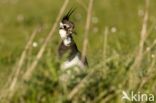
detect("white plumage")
[59,29,67,39]
[61,54,84,70]
[63,37,71,46]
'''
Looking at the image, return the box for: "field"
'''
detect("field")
[0,0,156,103]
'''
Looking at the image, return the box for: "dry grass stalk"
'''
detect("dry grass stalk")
[68,57,113,100]
[129,0,150,89]
[138,57,156,89]
[103,27,108,63]
[76,0,87,11]
[67,53,120,100]
[133,0,149,68]
[81,0,93,62]
[92,87,115,103]
[9,27,39,91]
[68,70,94,100]
[23,0,69,81]
[100,92,118,103]
[144,39,156,54]
[68,0,94,100]
[0,27,39,101]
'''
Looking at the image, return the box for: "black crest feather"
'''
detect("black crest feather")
[62,8,76,21]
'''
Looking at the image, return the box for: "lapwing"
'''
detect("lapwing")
[58,9,88,70]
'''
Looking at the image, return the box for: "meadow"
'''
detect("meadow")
[0,0,156,103]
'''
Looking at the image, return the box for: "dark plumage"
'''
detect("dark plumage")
[58,35,88,67]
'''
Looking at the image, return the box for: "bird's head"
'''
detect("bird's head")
[59,9,75,39]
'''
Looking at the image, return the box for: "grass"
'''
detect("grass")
[0,0,156,103]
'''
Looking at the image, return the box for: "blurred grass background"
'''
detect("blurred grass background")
[0,0,156,103]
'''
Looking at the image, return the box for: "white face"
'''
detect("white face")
[59,29,67,39]
[59,22,70,39]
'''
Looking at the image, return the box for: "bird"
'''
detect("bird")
[59,9,75,40]
[58,9,88,71]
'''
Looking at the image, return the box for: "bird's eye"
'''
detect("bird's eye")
[63,25,67,29]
